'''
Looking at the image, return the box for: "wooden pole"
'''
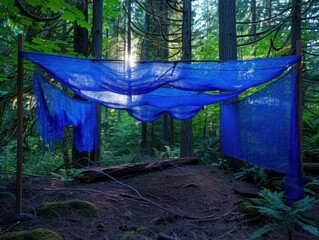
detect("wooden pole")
[92,0,103,163]
[16,34,24,215]
[296,40,303,172]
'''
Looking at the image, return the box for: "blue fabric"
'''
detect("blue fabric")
[33,71,98,152]
[24,51,303,202]
[221,68,304,202]
[21,51,300,93]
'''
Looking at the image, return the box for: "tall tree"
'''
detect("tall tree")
[219,0,239,169]
[291,0,301,54]
[140,0,151,155]
[72,0,90,167]
[219,0,237,60]
[180,0,194,157]
[161,0,170,150]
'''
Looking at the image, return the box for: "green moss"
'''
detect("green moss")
[37,199,98,218]
[0,228,62,240]
[237,198,263,216]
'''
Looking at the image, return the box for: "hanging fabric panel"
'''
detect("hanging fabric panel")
[221,68,303,202]
[33,71,98,152]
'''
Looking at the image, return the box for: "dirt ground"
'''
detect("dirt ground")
[0,164,318,240]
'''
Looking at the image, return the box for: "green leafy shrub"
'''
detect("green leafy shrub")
[249,189,319,240]
[234,165,283,190]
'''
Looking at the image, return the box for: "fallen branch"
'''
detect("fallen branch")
[79,157,200,183]
[303,163,319,175]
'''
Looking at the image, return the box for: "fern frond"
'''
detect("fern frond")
[296,220,319,237]
[252,206,283,221]
[293,196,318,213]
[250,223,279,239]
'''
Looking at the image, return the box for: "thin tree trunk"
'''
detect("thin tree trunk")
[92,0,103,163]
[170,117,175,144]
[72,0,91,168]
[161,0,170,151]
[251,0,257,57]
[140,0,151,155]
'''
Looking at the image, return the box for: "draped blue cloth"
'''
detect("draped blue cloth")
[221,69,303,202]
[33,71,98,152]
[23,51,303,202]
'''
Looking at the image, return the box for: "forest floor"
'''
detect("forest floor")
[0,164,318,240]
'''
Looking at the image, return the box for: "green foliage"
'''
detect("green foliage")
[24,38,68,54]
[304,179,319,197]
[103,110,141,157]
[249,189,319,239]
[194,33,219,60]
[153,145,179,160]
[303,111,319,162]
[234,165,283,189]
[235,166,269,187]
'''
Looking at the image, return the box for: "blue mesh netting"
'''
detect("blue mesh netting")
[33,71,98,152]
[23,51,303,201]
[21,51,299,93]
[221,69,303,202]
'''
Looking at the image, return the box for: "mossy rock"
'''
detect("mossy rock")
[37,199,98,218]
[0,228,62,240]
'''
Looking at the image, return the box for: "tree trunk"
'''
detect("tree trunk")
[161,0,170,151]
[291,0,302,54]
[72,0,91,168]
[180,0,194,157]
[251,0,257,57]
[170,117,175,144]
[126,0,132,58]
[219,0,237,61]
[162,114,169,149]
[219,0,242,169]
[140,0,151,155]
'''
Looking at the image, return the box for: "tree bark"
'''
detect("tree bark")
[219,0,237,61]
[161,0,170,151]
[219,0,241,169]
[291,0,302,54]
[251,0,257,57]
[180,0,194,157]
[72,0,91,168]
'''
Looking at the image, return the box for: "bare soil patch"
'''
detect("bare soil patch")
[0,164,318,240]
